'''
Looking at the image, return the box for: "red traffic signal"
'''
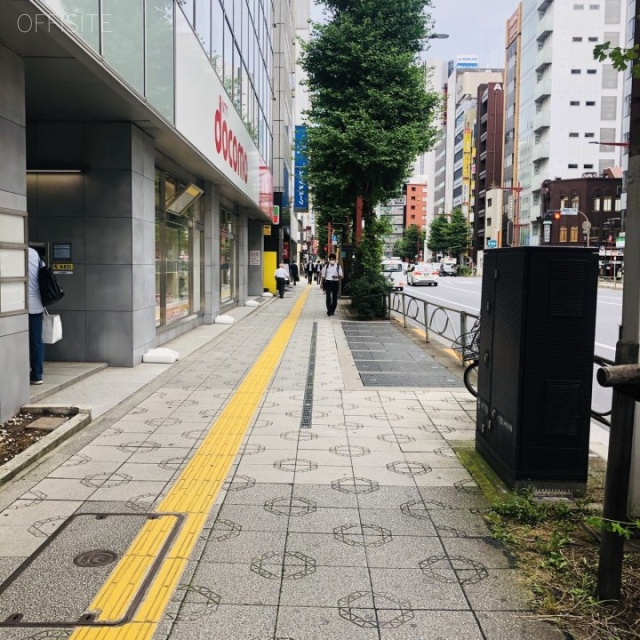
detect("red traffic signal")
[553,211,561,220]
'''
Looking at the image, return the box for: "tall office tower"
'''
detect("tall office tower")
[412,58,447,229]
[443,64,504,217]
[294,0,313,259]
[503,5,523,246]
[273,0,298,259]
[405,181,429,232]
[473,82,506,255]
[516,0,626,246]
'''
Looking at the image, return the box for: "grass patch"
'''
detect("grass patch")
[455,448,640,640]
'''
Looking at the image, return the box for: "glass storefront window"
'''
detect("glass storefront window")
[195,0,211,55]
[165,218,191,323]
[41,0,101,52]
[102,0,144,93]
[146,0,175,122]
[155,211,163,326]
[220,208,237,302]
[212,0,224,77]
[155,170,203,327]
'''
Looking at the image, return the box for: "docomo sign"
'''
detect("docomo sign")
[214,97,248,183]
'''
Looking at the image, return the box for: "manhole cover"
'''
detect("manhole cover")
[0,513,183,628]
[73,550,118,568]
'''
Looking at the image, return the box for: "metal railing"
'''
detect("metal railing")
[387,290,614,427]
[387,290,479,350]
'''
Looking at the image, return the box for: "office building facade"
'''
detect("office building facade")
[517,0,626,245]
[0,0,289,421]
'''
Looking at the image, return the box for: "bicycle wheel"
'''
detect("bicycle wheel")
[463,360,479,398]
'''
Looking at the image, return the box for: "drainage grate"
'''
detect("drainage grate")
[300,322,317,429]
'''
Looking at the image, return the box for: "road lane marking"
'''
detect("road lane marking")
[407,293,479,313]
[72,287,311,640]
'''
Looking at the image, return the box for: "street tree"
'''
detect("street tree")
[393,224,425,260]
[427,214,448,255]
[301,0,440,317]
[445,208,470,262]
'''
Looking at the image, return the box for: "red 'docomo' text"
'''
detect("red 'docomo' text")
[214,97,248,183]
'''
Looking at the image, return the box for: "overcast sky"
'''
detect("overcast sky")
[310,0,519,69]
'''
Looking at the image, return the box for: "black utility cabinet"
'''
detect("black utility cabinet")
[476,247,598,495]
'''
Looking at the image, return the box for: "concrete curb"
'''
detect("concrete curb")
[0,405,92,488]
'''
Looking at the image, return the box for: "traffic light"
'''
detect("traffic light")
[553,211,561,221]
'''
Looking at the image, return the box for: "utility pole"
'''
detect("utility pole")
[596,3,640,600]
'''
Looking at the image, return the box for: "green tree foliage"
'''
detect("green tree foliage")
[301,0,440,316]
[427,214,449,254]
[393,224,425,260]
[446,208,470,261]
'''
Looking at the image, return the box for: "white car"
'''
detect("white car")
[408,263,440,286]
[381,260,406,290]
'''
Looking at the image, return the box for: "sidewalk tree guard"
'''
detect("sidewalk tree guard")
[300,0,440,317]
[592,5,640,601]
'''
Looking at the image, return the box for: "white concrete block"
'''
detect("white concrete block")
[245,300,260,307]
[215,315,235,324]
[143,348,179,363]
[262,292,274,297]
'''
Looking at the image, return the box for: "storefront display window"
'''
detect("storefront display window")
[155,169,203,327]
[220,207,237,303]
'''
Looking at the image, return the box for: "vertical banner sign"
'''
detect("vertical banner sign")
[272,205,280,225]
[294,126,309,212]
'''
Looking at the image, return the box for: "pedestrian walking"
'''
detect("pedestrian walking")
[321,254,342,316]
[27,247,45,385]
[315,261,323,284]
[274,263,288,298]
[305,261,314,284]
[289,262,299,286]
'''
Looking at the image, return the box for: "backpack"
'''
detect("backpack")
[38,259,64,307]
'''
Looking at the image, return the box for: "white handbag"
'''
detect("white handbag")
[42,309,63,344]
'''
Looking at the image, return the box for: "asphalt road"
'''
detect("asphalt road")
[401,276,622,419]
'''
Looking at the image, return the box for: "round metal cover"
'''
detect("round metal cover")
[73,550,118,568]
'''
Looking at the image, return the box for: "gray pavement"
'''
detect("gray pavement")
[0,285,564,640]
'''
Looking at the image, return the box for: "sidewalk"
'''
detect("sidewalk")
[0,284,563,640]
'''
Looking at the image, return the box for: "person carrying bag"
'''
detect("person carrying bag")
[42,309,63,344]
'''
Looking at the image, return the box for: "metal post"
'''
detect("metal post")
[460,311,468,344]
[423,299,429,343]
[402,293,407,328]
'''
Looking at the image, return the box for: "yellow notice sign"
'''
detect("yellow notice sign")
[52,263,73,274]
[263,225,272,236]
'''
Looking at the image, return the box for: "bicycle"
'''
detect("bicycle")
[453,323,614,425]
[451,319,480,398]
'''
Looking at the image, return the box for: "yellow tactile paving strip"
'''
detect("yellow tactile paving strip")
[72,287,310,640]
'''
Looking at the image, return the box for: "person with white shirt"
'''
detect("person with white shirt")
[274,263,289,298]
[27,247,45,384]
[321,253,343,316]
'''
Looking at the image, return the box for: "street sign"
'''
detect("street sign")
[487,239,497,248]
[561,207,579,216]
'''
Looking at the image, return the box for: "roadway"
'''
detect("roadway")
[401,275,622,421]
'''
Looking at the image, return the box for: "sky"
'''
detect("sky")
[310,0,520,70]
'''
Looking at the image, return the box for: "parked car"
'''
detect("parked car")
[440,263,457,277]
[407,263,440,286]
[381,260,406,290]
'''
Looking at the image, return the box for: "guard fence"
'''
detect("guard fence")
[386,290,613,427]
